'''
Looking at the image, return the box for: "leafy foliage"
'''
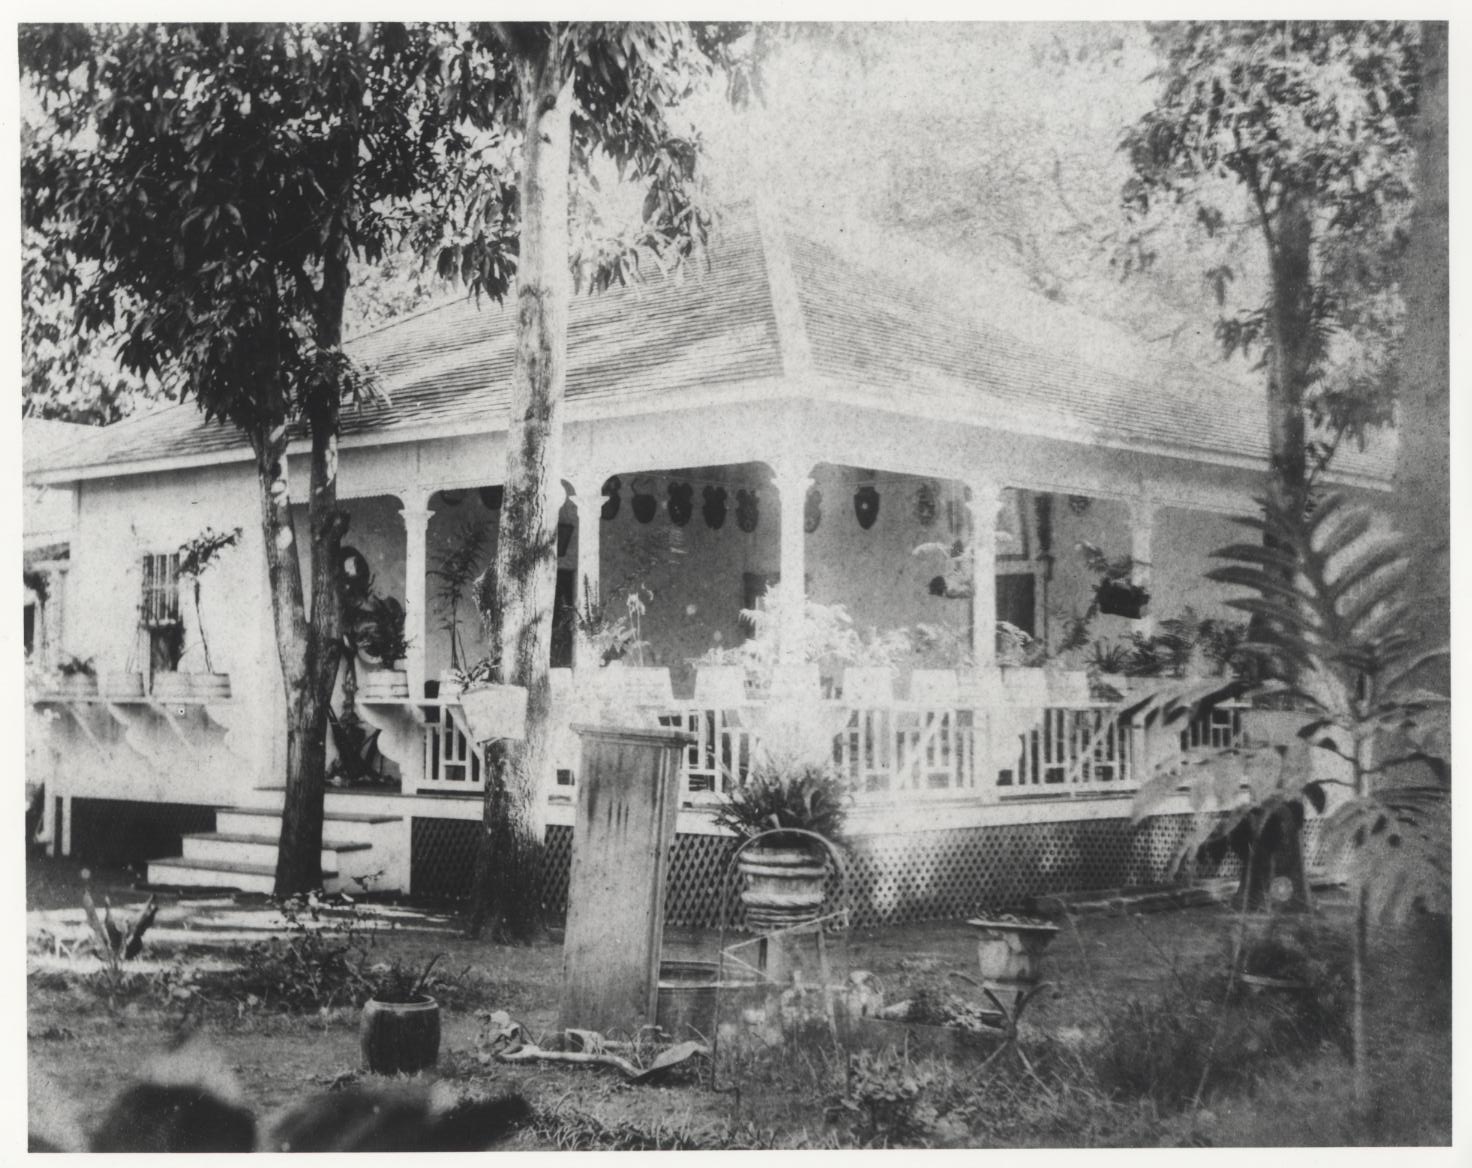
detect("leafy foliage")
[712,758,851,846]
[429,521,490,672]
[1131,487,1449,921]
[1123,22,1419,474]
[349,594,411,668]
[177,527,242,581]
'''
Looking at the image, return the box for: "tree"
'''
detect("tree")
[1132,487,1448,1117]
[423,22,749,939]
[21,22,458,894]
[21,226,166,424]
[1122,21,1419,489]
[1120,22,1420,909]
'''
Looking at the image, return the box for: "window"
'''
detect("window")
[141,552,184,672]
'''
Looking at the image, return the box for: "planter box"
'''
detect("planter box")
[459,683,528,743]
[998,667,1049,706]
[52,673,99,699]
[151,672,231,702]
[359,668,409,702]
[99,671,145,699]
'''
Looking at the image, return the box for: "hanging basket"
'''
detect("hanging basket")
[360,994,441,1075]
[1095,581,1150,620]
[458,683,528,743]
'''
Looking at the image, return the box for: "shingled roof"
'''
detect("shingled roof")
[36,206,1394,485]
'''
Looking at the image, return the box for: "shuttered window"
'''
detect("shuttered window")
[141,553,182,627]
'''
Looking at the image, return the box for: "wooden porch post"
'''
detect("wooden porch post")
[398,496,433,698]
[569,472,605,619]
[966,480,1002,670]
[771,462,815,664]
[1129,498,1157,636]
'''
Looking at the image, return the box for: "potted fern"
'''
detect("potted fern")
[155,526,240,701]
[713,757,851,931]
[352,593,411,701]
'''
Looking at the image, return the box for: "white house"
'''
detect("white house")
[25,207,1391,920]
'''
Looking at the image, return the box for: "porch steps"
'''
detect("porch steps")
[145,800,403,895]
[145,858,336,897]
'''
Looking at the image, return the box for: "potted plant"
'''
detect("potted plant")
[52,652,98,698]
[158,525,241,700]
[360,955,444,1076]
[352,593,411,701]
[712,757,851,931]
[454,656,528,744]
[1078,542,1149,620]
[428,520,488,697]
[965,911,1060,987]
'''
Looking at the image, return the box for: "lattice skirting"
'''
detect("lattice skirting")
[412,813,1328,927]
[69,798,217,866]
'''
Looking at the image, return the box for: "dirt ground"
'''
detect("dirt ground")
[25,853,1451,1150]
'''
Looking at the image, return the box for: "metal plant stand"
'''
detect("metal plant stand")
[710,829,851,1082]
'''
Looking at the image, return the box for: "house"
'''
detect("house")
[25,205,1391,920]
[23,418,93,666]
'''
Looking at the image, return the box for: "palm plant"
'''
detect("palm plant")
[429,520,489,673]
[177,526,241,674]
[1130,487,1448,1112]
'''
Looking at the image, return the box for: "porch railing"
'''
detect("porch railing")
[412,695,1234,806]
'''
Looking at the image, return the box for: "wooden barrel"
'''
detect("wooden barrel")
[738,846,828,931]
[360,995,440,1075]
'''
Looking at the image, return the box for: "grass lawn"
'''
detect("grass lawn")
[25,853,1451,1150]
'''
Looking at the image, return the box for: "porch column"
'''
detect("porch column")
[568,472,606,613]
[398,496,433,697]
[770,463,815,664]
[966,480,1002,669]
[1129,498,1157,635]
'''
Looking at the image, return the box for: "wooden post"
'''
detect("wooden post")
[560,724,692,1035]
[770,463,814,665]
[966,480,1002,670]
[398,497,433,698]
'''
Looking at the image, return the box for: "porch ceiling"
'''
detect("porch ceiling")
[35,204,1394,488]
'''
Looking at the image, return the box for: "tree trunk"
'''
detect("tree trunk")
[267,235,352,897]
[468,38,575,940]
[1237,190,1315,911]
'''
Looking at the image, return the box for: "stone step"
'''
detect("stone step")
[181,832,371,874]
[215,807,399,846]
[146,857,341,896]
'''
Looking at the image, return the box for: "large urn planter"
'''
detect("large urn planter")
[459,683,528,744]
[359,667,409,702]
[737,844,829,932]
[152,671,232,702]
[967,916,1060,988]
[360,994,441,1075]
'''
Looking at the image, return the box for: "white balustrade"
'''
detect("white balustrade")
[412,692,1214,806]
